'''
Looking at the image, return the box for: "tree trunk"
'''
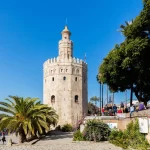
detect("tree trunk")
[19,130,26,143]
[130,83,133,106]
[134,88,140,102]
[144,100,147,107]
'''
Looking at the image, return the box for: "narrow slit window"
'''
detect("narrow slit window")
[51,95,55,103]
[75,95,78,103]
[52,77,54,81]
[75,77,77,81]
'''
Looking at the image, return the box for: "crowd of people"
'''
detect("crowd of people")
[101,101,146,117]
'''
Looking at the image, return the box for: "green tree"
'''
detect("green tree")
[90,96,99,107]
[88,102,97,115]
[90,96,100,114]
[0,96,58,143]
[98,0,150,106]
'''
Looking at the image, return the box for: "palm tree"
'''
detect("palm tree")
[90,96,100,113]
[0,96,58,143]
[117,20,134,34]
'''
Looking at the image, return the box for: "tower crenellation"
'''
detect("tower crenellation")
[43,25,88,126]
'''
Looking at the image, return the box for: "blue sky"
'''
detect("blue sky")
[0,0,143,104]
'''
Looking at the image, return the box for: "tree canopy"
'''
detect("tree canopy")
[98,0,150,106]
[0,96,58,143]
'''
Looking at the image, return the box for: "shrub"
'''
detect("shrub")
[61,124,73,132]
[83,119,111,142]
[73,130,84,141]
[109,119,150,150]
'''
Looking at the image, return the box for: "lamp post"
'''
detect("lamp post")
[125,90,127,106]
[107,84,108,105]
[112,92,114,106]
[102,82,103,108]
[99,81,101,116]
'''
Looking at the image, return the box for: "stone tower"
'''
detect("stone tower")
[43,26,88,126]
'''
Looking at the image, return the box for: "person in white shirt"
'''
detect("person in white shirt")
[130,104,135,118]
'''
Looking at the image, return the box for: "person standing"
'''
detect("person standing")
[112,104,117,116]
[130,104,135,118]
[124,106,129,113]
[138,102,145,111]
[102,107,105,116]
[120,102,124,112]
[117,107,123,113]
[104,104,108,116]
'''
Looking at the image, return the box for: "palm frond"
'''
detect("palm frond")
[0,106,15,115]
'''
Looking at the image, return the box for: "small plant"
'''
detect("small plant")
[73,130,84,141]
[109,119,150,150]
[61,124,73,132]
[83,119,111,142]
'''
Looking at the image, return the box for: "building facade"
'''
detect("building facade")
[43,26,88,126]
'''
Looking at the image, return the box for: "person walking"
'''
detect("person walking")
[2,135,6,144]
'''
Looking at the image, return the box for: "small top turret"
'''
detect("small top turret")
[61,26,71,40]
[58,26,73,59]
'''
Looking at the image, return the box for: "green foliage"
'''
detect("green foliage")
[83,119,111,142]
[0,95,58,143]
[109,119,150,150]
[88,102,99,115]
[73,130,84,141]
[98,0,150,105]
[61,123,73,132]
[90,96,100,104]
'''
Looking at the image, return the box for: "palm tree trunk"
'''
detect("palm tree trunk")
[19,129,26,143]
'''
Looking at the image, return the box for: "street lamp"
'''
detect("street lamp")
[102,82,103,108]
[98,73,102,116]
[100,81,101,116]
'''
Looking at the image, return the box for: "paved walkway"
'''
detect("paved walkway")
[0,132,122,150]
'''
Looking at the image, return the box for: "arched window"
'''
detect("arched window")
[51,95,55,103]
[75,95,78,103]
[52,77,54,81]
[72,68,75,74]
[51,70,53,73]
[63,76,66,80]
[66,69,68,72]
[60,68,63,73]
[75,77,77,81]
[76,69,79,74]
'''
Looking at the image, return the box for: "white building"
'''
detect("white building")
[43,26,88,126]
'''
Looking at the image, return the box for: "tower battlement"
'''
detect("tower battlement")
[44,57,87,68]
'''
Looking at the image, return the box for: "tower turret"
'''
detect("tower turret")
[58,26,73,59]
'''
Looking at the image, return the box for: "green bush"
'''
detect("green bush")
[73,130,84,141]
[109,119,150,150]
[83,119,111,142]
[61,124,73,132]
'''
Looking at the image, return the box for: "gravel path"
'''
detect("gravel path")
[0,142,122,150]
[0,132,122,150]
